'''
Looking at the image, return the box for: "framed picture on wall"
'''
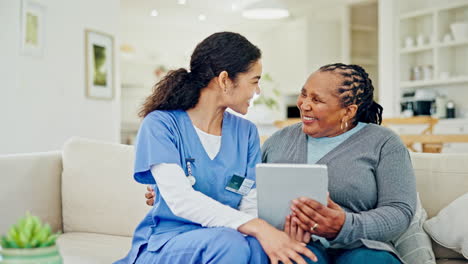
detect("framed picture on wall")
[85,29,114,100]
[21,0,45,57]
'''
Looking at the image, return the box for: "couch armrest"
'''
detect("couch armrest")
[0,151,63,234]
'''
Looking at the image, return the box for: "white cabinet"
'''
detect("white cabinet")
[399,1,468,89]
[345,1,379,98]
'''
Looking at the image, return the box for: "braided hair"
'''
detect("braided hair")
[319,63,383,125]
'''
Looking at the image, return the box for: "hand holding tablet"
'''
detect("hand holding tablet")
[290,195,346,239]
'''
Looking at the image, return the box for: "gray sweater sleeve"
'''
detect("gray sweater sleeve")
[329,134,417,247]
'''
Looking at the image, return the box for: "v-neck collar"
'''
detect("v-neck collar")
[183,110,228,162]
[297,124,373,164]
[315,124,372,164]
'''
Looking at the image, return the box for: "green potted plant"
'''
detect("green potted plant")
[246,73,282,124]
[253,73,280,110]
[0,212,62,264]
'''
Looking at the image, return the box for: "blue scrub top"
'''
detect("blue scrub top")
[118,110,261,263]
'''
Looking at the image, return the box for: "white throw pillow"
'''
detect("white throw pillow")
[393,193,436,264]
[423,193,468,259]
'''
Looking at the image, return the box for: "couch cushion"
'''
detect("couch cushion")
[62,137,150,236]
[410,152,468,260]
[57,232,131,264]
[436,259,468,264]
[433,241,468,260]
[409,153,468,218]
[0,151,62,234]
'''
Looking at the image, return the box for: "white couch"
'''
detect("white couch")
[0,137,467,264]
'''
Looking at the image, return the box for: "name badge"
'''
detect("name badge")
[225,174,254,196]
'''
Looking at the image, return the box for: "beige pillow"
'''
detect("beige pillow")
[423,193,468,259]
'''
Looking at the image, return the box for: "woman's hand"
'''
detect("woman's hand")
[284,215,311,244]
[239,218,317,264]
[290,195,345,240]
[145,185,155,206]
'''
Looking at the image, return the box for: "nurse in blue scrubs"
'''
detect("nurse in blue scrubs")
[115,32,316,264]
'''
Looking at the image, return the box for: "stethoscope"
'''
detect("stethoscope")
[185,158,196,186]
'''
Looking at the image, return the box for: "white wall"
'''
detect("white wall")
[306,17,343,75]
[0,0,120,154]
[254,17,309,97]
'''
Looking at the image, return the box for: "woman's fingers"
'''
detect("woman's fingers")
[294,243,317,263]
[146,198,154,206]
[286,251,307,264]
[277,254,293,264]
[290,207,315,231]
[293,217,303,242]
[327,195,341,210]
[302,231,311,244]
[279,241,317,264]
[293,201,327,223]
[269,257,279,264]
[290,216,297,238]
[284,215,291,235]
[145,191,152,199]
[299,197,334,216]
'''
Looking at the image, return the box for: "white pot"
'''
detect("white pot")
[0,245,62,264]
[450,22,468,41]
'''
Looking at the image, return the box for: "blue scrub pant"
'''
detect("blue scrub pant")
[302,241,402,264]
[135,227,268,264]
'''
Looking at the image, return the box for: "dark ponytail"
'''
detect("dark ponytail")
[139,32,261,118]
[357,100,383,125]
[319,63,383,125]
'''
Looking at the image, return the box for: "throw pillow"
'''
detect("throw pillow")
[423,192,468,259]
[393,193,436,264]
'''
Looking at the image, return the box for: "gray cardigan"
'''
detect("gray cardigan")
[261,123,417,257]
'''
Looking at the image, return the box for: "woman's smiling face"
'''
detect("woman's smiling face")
[296,71,349,138]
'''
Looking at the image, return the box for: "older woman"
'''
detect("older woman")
[146,63,416,264]
[266,63,416,264]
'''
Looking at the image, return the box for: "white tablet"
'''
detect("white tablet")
[256,163,328,229]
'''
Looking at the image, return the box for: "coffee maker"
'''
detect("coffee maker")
[400,90,435,116]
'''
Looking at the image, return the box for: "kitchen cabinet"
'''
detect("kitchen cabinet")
[399,1,468,89]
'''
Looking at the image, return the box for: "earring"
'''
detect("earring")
[341,119,348,131]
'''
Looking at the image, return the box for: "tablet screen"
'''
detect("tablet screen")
[256,164,328,229]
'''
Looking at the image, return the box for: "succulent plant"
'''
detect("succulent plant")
[0,212,60,249]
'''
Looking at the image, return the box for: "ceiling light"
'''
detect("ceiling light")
[198,14,206,21]
[231,3,239,11]
[178,0,187,5]
[242,0,289,20]
[150,9,158,17]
